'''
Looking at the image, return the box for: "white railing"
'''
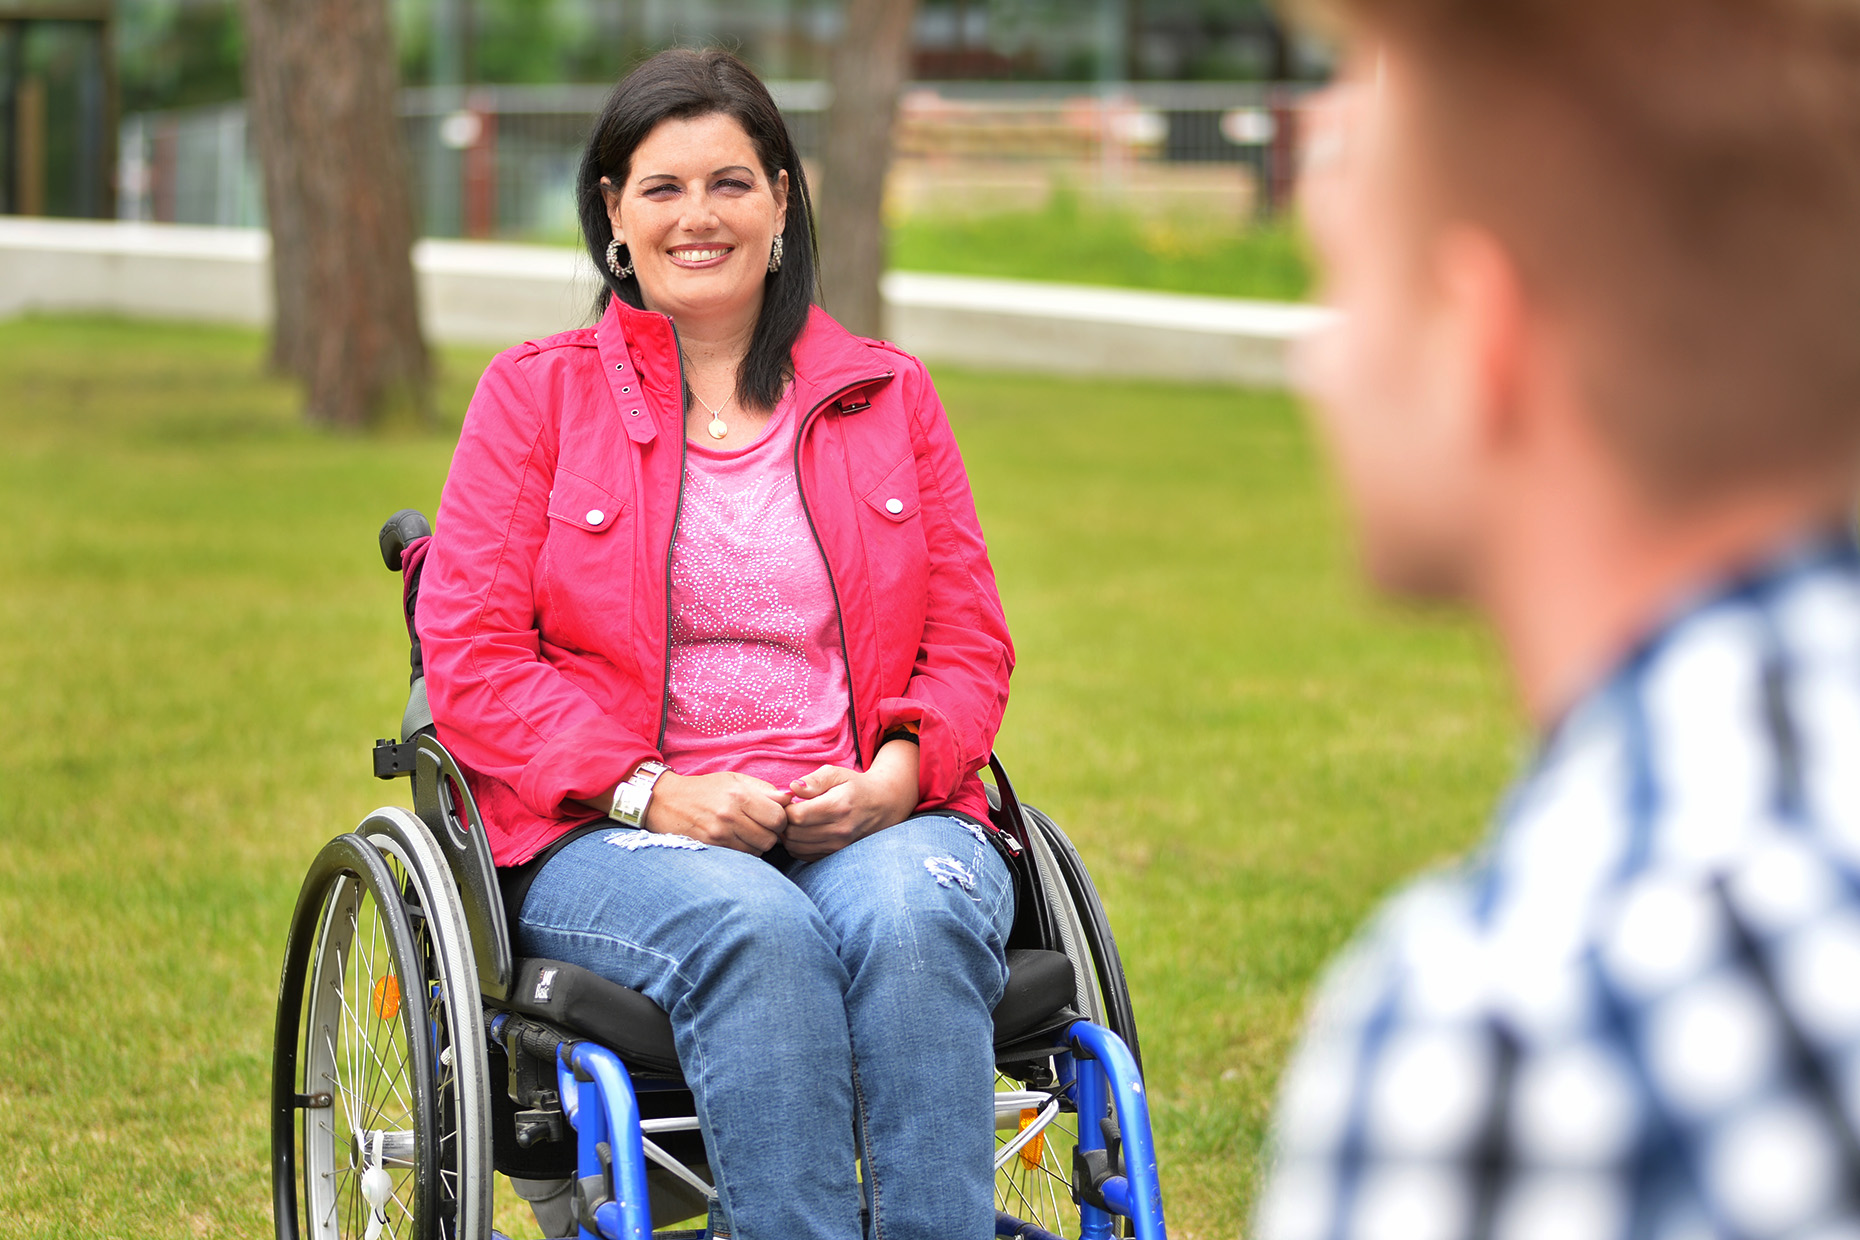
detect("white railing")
[0,217,1327,387]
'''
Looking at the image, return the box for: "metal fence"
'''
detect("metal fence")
[119,80,1310,240]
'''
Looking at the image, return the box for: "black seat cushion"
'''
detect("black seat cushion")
[504,947,1079,1077]
[994,948,1078,1045]
[506,957,682,1075]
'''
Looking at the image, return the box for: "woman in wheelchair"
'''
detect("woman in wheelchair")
[417,49,1017,1240]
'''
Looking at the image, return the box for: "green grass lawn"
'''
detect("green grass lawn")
[889,197,1314,302]
[0,316,1513,1238]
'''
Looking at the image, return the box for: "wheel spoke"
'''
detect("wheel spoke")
[1043,1142,1063,1231]
[361,1029,415,1130]
[323,1025,364,1142]
[320,1171,344,1230]
[342,919,372,1130]
[360,902,395,1120]
[336,902,414,1130]
[333,973,381,1130]
[1003,1162,1039,1221]
[360,999,413,1121]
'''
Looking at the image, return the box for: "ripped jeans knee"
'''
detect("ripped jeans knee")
[923,852,980,897]
[604,828,707,852]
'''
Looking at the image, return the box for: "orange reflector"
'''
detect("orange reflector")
[1017,1107,1046,1169]
[372,975,402,1021]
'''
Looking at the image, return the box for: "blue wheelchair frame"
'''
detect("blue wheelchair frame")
[541,1021,1166,1240]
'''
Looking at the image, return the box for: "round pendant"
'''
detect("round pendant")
[707,416,728,440]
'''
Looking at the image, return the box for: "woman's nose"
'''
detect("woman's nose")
[678,194,721,232]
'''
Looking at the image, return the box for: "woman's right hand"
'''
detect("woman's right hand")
[642,771,790,854]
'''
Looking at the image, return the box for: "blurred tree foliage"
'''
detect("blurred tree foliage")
[116,0,247,113]
[390,0,636,87]
[116,0,629,114]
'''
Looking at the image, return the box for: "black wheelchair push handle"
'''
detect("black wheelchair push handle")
[379,508,432,572]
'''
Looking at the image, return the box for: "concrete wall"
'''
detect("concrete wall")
[0,217,1326,386]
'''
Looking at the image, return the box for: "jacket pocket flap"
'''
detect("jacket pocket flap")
[862,455,920,523]
[547,469,627,533]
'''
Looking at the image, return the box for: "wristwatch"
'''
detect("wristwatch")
[610,760,670,828]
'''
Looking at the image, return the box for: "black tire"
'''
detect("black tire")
[273,833,438,1239]
[994,808,1143,1240]
[1023,807,1141,1070]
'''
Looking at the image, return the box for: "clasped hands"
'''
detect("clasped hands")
[638,739,921,860]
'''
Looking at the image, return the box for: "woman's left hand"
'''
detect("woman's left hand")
[782,739,921,860]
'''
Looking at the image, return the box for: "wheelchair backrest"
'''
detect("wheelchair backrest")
[375,509,515,1001]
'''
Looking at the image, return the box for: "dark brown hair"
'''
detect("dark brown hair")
[1318,0,1860,500]
[577,48,818,412]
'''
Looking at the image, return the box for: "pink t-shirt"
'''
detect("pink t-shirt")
[660,389,859,788]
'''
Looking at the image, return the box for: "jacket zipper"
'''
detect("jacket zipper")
[655,317,690,753]
[792,372,894,769]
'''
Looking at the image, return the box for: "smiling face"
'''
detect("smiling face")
[602,112,789,330]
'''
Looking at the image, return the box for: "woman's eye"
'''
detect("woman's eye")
[642,184,679,199]
[713,178,753,193]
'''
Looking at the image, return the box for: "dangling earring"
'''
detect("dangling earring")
[606,237,633,279]
[767,234,784,274]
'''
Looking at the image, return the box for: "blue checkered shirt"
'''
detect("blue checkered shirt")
[1256,534,1860,1240]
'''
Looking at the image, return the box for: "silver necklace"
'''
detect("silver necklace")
[690,388,730,440]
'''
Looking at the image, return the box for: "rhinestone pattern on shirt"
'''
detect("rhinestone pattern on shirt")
[660,397,856,785]
[668,465,819,735]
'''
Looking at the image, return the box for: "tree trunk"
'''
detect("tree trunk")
[818,0,919,339]
[241,0,429,428]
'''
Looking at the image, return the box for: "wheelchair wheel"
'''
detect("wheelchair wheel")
[273,833,438,1239]
[994,809,1143,1240]
[359,809,495,1240]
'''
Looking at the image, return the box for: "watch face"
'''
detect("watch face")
[616,777,655,825]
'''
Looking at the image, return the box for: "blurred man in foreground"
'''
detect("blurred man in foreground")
[1259,2,1860,1237]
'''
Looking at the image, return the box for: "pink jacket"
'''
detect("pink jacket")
[418,298,1015,866]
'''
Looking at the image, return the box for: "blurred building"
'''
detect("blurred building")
[8,0,1332,227]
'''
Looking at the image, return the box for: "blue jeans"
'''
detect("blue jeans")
[515,814,1015,1240]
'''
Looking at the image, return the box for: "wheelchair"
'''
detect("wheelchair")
[270,509,1169,1240]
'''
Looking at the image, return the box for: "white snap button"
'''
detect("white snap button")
[885,498,904,515]
[586,509,605,526]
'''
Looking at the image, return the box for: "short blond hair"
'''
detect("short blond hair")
[1322,0,1860,500]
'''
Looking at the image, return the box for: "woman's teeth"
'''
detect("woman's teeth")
[675,248,731,261]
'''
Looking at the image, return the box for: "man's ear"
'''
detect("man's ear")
[1435,224,1530,455]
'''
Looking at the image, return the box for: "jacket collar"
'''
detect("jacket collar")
[788,306,898,418]
[594,297,679,446]
[595,299,897,443]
